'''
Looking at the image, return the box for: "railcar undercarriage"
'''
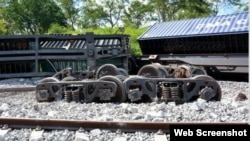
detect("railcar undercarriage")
[36,63,221,104]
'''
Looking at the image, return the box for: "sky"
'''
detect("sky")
[217,0,249,15]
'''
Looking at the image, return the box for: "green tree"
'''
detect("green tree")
[47,23,69,34]
[149,0,214,22]
[174,0,212,20]
[149,0,182,22]
[56,0,81,30]
[81,0,107,28]
[101,0,125,28]
[82,0,126,28]
[0,19,6,34]
[0,0,6,34]
[123,0,153,28]
[3,0,67,34]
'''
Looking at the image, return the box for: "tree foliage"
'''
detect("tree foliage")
[175,0,212,19]
[101,0,125,28]
[124,0,153,28]
[149,0,183,22]
[56,0,81,30]
[2,0,67,34]
[0,19,6,34]
[81,0,126,28]
[0,0,6,34]
[81,0,108,28]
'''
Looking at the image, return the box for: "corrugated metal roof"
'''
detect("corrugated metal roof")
[138,12,248,40]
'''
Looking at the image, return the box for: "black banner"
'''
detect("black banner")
[170,124,249,141]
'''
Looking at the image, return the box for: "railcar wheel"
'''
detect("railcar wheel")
[39,77,60,84]
[117,68,129,76]
[137,64,161,78]
[192,75,215,81]
[191,67,206,77]
[193,75,222,101]
[152,64,169,78]
[99,75,127,102]
[96,64,119,79]
[115,75,128,82]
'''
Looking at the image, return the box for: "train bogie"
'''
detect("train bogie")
[36,64,221,104]
[36,80,117,103]
[124,75,221,104]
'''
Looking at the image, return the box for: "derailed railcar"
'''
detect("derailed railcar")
[0,33,130,79]
[135,12,248,80]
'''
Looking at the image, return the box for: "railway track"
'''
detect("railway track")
[0,86,35,93]
[0,117,169,133]
[0,117,248,133]
[0,117,247,133]
[0,117,248,141]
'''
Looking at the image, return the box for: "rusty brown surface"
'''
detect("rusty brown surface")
[0,117,247,133]
[0,87,35,93]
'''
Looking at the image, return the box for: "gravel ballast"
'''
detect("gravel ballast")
[0,78,249,140]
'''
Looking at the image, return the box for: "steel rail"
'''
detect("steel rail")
[0,87,35,93]
[0,117,248,133]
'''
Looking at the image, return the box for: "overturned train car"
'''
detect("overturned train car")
[134,12,249,81]
[0,33,130,79]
